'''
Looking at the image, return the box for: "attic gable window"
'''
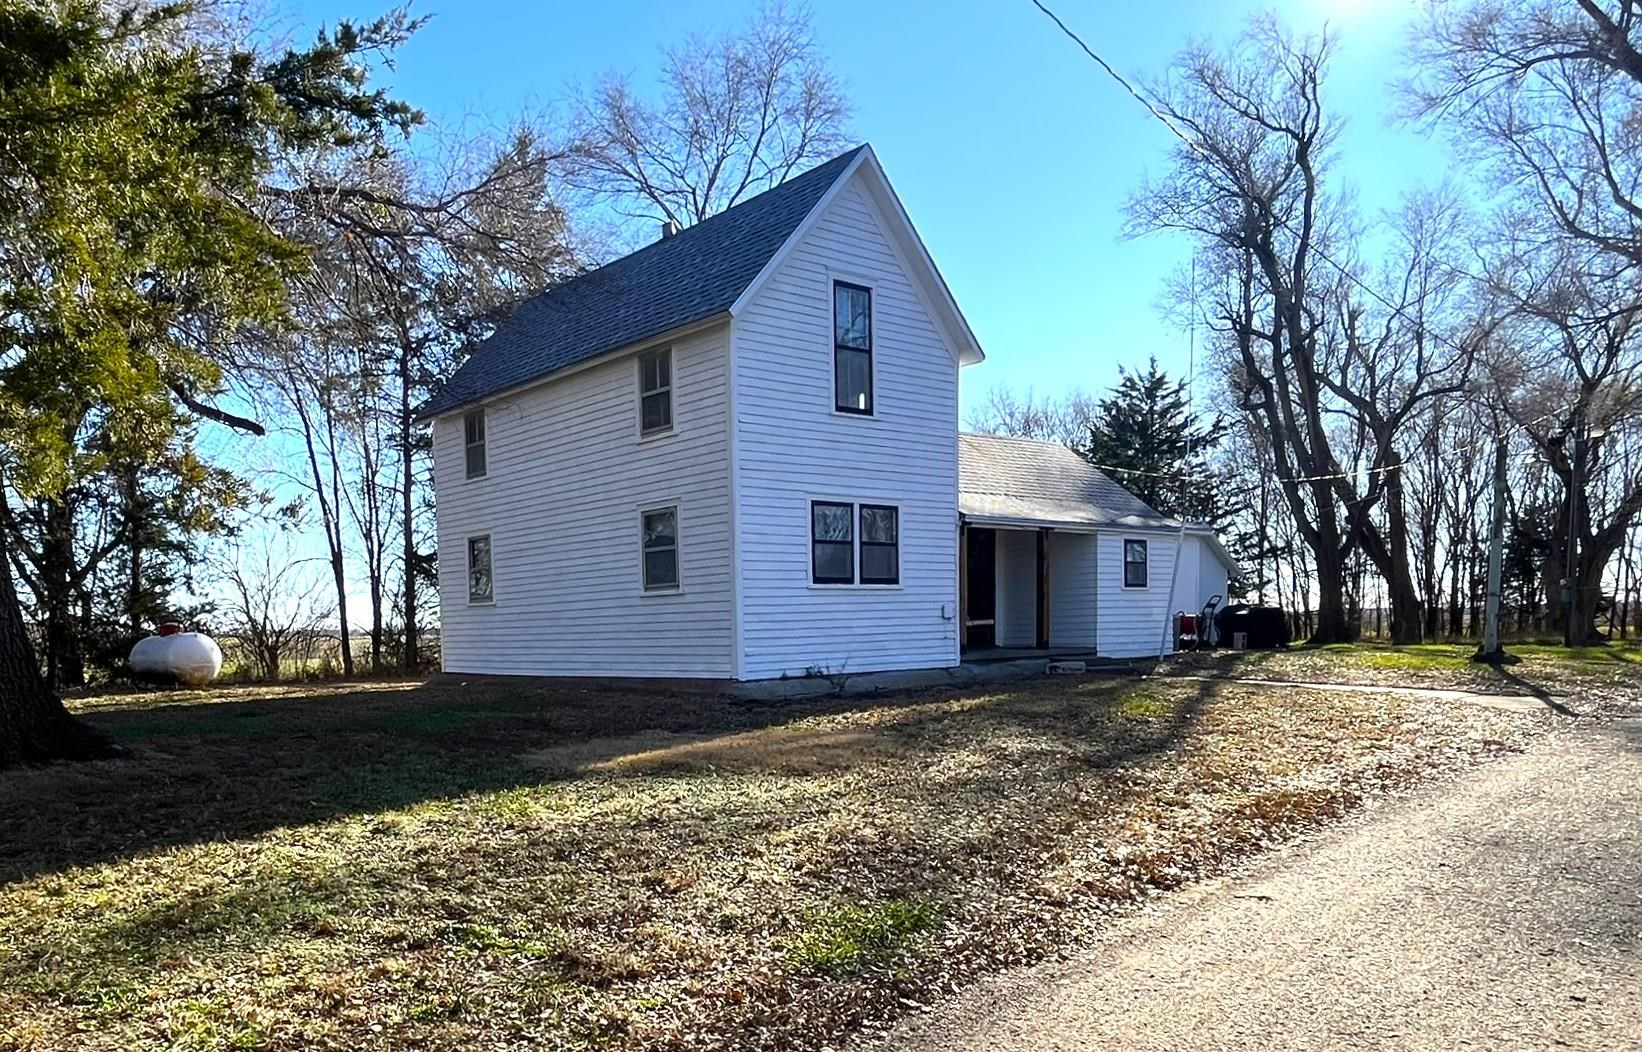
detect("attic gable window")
[464,409,487,479]
[1124,539,1148,588]
[638,348,673,435]
[833,281,873,415]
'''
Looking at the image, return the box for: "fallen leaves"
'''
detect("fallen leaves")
[0,672,1573,1051]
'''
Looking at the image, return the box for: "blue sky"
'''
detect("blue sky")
[273,0,1448,417]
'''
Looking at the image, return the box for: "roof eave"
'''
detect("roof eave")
[413,310,733,423]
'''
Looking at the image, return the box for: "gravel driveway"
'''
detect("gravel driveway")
[870,717,1642,1051]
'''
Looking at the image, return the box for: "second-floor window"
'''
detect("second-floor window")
[833,281,873,415]
[464,409,487,479]
[639,347,673,435]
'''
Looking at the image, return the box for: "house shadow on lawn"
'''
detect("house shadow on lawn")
[0,673,1219,888]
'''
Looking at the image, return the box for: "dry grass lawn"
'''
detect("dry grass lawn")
[0,670,1569,1050]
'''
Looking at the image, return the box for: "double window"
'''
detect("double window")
[467,535,494,603]
[639,348,673,435]
[833,281,873,415]
[811,501,899,585]
[1124,539,1149,588]
[641,505,680,592]
[464,409,487,479]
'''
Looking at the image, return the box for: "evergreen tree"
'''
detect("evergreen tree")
[0,1,419,766]
[1081,358,1224,521]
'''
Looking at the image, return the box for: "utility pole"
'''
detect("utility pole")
[1475,434,1509,664]
[1564,425,1587,648]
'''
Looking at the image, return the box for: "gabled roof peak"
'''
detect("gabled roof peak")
[418,145,870,419]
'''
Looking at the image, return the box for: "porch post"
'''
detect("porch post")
[958,521,969,649]
[1036,527,1051,650]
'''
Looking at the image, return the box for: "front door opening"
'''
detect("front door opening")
[964,527,996,650]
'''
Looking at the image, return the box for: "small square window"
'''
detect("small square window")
[638,348,673,435]
[1124,539,1148,588]
[468,535,494,603]
[833,282,873,415]
[464,409,487,479]
[641,506,679,592]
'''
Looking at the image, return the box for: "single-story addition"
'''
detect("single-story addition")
[418,142,1238,682]
[957,432,1237,658]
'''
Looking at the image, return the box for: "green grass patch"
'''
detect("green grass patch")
[1116,686,1179,718]
[1506,642,1642,664]
[786,898,940,976]
[1354,649,1470,671]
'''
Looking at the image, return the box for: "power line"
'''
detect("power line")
[1025,0,1581,489]
[1081,401,1568,485]
[1026,0,1482,366]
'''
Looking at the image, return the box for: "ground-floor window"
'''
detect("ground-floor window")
[1124,538,1148,588]
[468,535,494,603]
[641,505,680,592]
[859,504,899,585]
[811,500,899,586]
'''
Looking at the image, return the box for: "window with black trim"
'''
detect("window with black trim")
[641,506,679,592]
[1124,539,1148,588]
[638,348,673,435]
[859,504,899,585]
[833,281,872,414]
[811,500,899,585]
[811,501,855,584]
[468,535,494,603]
[464,409,487,479]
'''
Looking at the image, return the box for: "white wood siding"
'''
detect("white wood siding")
[1200,547,1230,606]
[1048,532,1099,648]
[1170,535,1232,613]
[1170,538,1202,617]
[733,177,961,678]
[1095,533,1179,658]
[433,324,735,677]
[995,530,1038,648]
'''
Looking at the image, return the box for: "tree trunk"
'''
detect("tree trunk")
[1385,464,1425,645]
[1311,545,1354,643]
[123,465,143,636]
[399,340,418,672]
[39,497,86,688]
[0,499,118,768]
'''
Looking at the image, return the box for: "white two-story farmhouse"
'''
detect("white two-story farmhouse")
[419,145,1237,681]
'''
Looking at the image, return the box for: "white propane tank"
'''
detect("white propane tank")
[130,624,223,686]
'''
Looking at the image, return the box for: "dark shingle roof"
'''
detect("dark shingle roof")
[419,146,868,418]
[958,432,1172,529]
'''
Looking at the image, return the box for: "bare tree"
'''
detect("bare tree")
[1132,19,1488,643]
[965,386,1096,446]
[265,130,578,673]
[212,530,336,681]
[565,2,850,228]
[1490,242,1642,642]
[1408,1,1642,271]
[1129,19,1361,641]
